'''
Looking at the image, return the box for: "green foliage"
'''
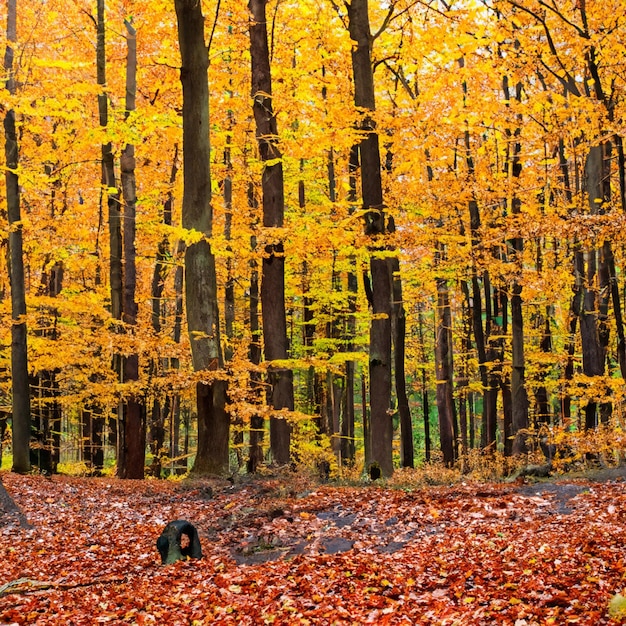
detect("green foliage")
[290,419,338,479]
[609,594,626,621]
[1,452,11,472]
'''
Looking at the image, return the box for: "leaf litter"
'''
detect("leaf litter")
[0,472,625,624]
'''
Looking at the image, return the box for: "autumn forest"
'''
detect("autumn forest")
[2,0,626,480]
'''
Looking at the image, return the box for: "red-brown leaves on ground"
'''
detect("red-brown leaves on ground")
[1,473,625,625]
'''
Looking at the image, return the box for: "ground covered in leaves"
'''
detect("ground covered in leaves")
[1,471,626,625]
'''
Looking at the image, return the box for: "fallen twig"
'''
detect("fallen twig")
[0,576,127,597]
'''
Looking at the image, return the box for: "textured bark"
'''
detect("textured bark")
[249,0,293,465]
[31,260,63,474]
[118,20,145,479]
[175,0,228,475]
[97,0,122,324]
[341,146,360,466]
[417,306,431,462]
[581,145,611,428]
[390,224,413,468]
[5,0,30,474]
[505,76,529,455]
[347,0,393,477]
[247,229,265,473]
[94,0,121,470]
[148,153,177,478]
[435,276,456,467]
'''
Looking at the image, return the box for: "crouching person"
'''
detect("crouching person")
[157,520,202,564]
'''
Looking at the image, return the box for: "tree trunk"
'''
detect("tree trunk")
[347,0,393,477]
[505,76,529,455]
[95,0,122,471]
[175,0,228,475]
[581,144,611,428]
[97,0,122,325]
[435,274,456,467]
[4,0,30,474]
[31,260,63,474]
[148,150,178,478]
[390,228,413,468]
[249,0,293,466]
[341,145,360,466]
[417,305,431,462]
[247,229,265,472]
[118,19,145,479]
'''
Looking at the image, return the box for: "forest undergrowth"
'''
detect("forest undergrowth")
[1,453,626,625]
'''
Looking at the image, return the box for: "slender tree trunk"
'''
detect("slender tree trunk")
[172,243,185,472]
[175,0,228,475]
[249,0,293,466]
[505,77,529,455]
[417,306,431,462]
[247,230,265,473]
[347,0,393,477]
[148,148,178,478]
[31,260,63,474]
[97,0,122,325]
[435,270,456,467]
[5,0,30,474]
[118,19,145,479]
[95,0,121,469]
[389,221,413,468]
[535,304,553,428]
[581,144,611,428]
[341,145,360,466]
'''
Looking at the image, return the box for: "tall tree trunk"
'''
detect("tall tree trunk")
[97,0,122,325]
[559,142,579,426]
[505,77,529,456]
[417,305,431,462]
[581,144,611,428]
[31,259,63,474]
[94,0,121,468]
[435,272,456,467]
[175,0,228,475]
[341,145,360,466]
[4,0,30,474]
[389,219,413,468]
[170,244,185,474]
[118,19,145,479]
[148,148,178,478]
[347,0,393,477]
[247,228,265,473]
[249,0,293,466]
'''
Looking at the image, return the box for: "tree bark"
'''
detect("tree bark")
[175,0,228,475]
[4,0,30,474]
[505,76,529,456]
[581,145,611,428]
[117,19,145,479]
[249,0,293,466]
[390,223,413,468]
[347,0,393,477]
[95,0,121,470]
[148,149,178,478]
[417,305,431,462]
[435,273,456,467]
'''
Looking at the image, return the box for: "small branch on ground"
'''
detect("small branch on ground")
[0,576,128,597]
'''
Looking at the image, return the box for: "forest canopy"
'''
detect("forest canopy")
[1,0,626,478]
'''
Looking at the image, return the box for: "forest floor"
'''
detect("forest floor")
[0,467,626,625]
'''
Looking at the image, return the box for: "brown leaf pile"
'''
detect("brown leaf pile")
[0,472,625,625]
